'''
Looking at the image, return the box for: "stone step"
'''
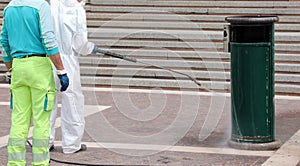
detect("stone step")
[79,57,229,70]
[275,32,300,42]
[97,49,300,62]
[80,76,300,94]
[87,13,227,22]
[88,6,300,15]
[276,53,300,62]
[90,38,224,50]
[78,75,222,90]
[88,28,300,42]
[0,74,5,82]
[0,3,6,9]
[87,20,300,32]
[88,28,222,41]
[90,38,300,52]
[89,0,300,8]
[80,66,300,83]
[81,66,229,80]
[276,43,300,52]
[94,49,231,59]
[87,13,300,24]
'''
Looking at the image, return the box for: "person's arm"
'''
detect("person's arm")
[49,53,64,70]
[39,2,61,60]
[4,61,12,84]
[72,5,96,56]
[4,62,12,71]
[40,2,69,91]
[2,10,14,84]
[50,52,69,92]
[1,11,13,66]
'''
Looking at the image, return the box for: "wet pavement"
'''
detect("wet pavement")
[0,84,299,166]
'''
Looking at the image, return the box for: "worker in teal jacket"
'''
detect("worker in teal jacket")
[1,0,69,165]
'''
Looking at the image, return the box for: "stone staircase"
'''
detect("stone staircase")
[1,0,300,95]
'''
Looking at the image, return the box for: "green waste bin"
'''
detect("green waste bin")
[225,16,281,150]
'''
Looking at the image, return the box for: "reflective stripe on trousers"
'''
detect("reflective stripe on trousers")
[7,138,26,165]
[7,57,56,166]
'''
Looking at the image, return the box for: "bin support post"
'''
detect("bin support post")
[225,16,281,150]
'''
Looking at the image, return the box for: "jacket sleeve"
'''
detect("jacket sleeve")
[72,6,95,56]
[1,13,13,63]
[39,2,59,56]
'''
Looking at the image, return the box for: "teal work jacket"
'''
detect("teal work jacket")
[1,0,59,62]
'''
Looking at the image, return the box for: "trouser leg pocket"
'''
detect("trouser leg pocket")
[10,93,13,110]
[43,90,57,112]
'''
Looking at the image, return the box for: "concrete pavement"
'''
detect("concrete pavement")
[0,84,299,165]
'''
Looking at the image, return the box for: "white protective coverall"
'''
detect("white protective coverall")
[49,0,95,153]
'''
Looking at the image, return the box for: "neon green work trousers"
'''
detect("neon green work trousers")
[7,57,56,166]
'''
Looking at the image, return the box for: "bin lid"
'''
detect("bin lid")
[225,16,279,24]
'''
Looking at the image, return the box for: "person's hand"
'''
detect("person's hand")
[5,71,11,84]
[57,70,69,92]
[92,45,98,54]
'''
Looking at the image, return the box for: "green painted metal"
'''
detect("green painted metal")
[231,42,274,143]
[229,20,276,143]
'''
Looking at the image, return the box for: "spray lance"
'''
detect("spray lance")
[95,48,205,89]
[26,49,210,166]
[95,49,224,144]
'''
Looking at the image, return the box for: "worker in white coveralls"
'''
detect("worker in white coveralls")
[49,0,98,153]
[1,0,69,165]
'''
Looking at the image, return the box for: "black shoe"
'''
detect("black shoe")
[74,144,87,153]
[49,145,54,152]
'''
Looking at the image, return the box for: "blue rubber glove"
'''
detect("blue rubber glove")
[57,70,69,92]
[92,45,98,54]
